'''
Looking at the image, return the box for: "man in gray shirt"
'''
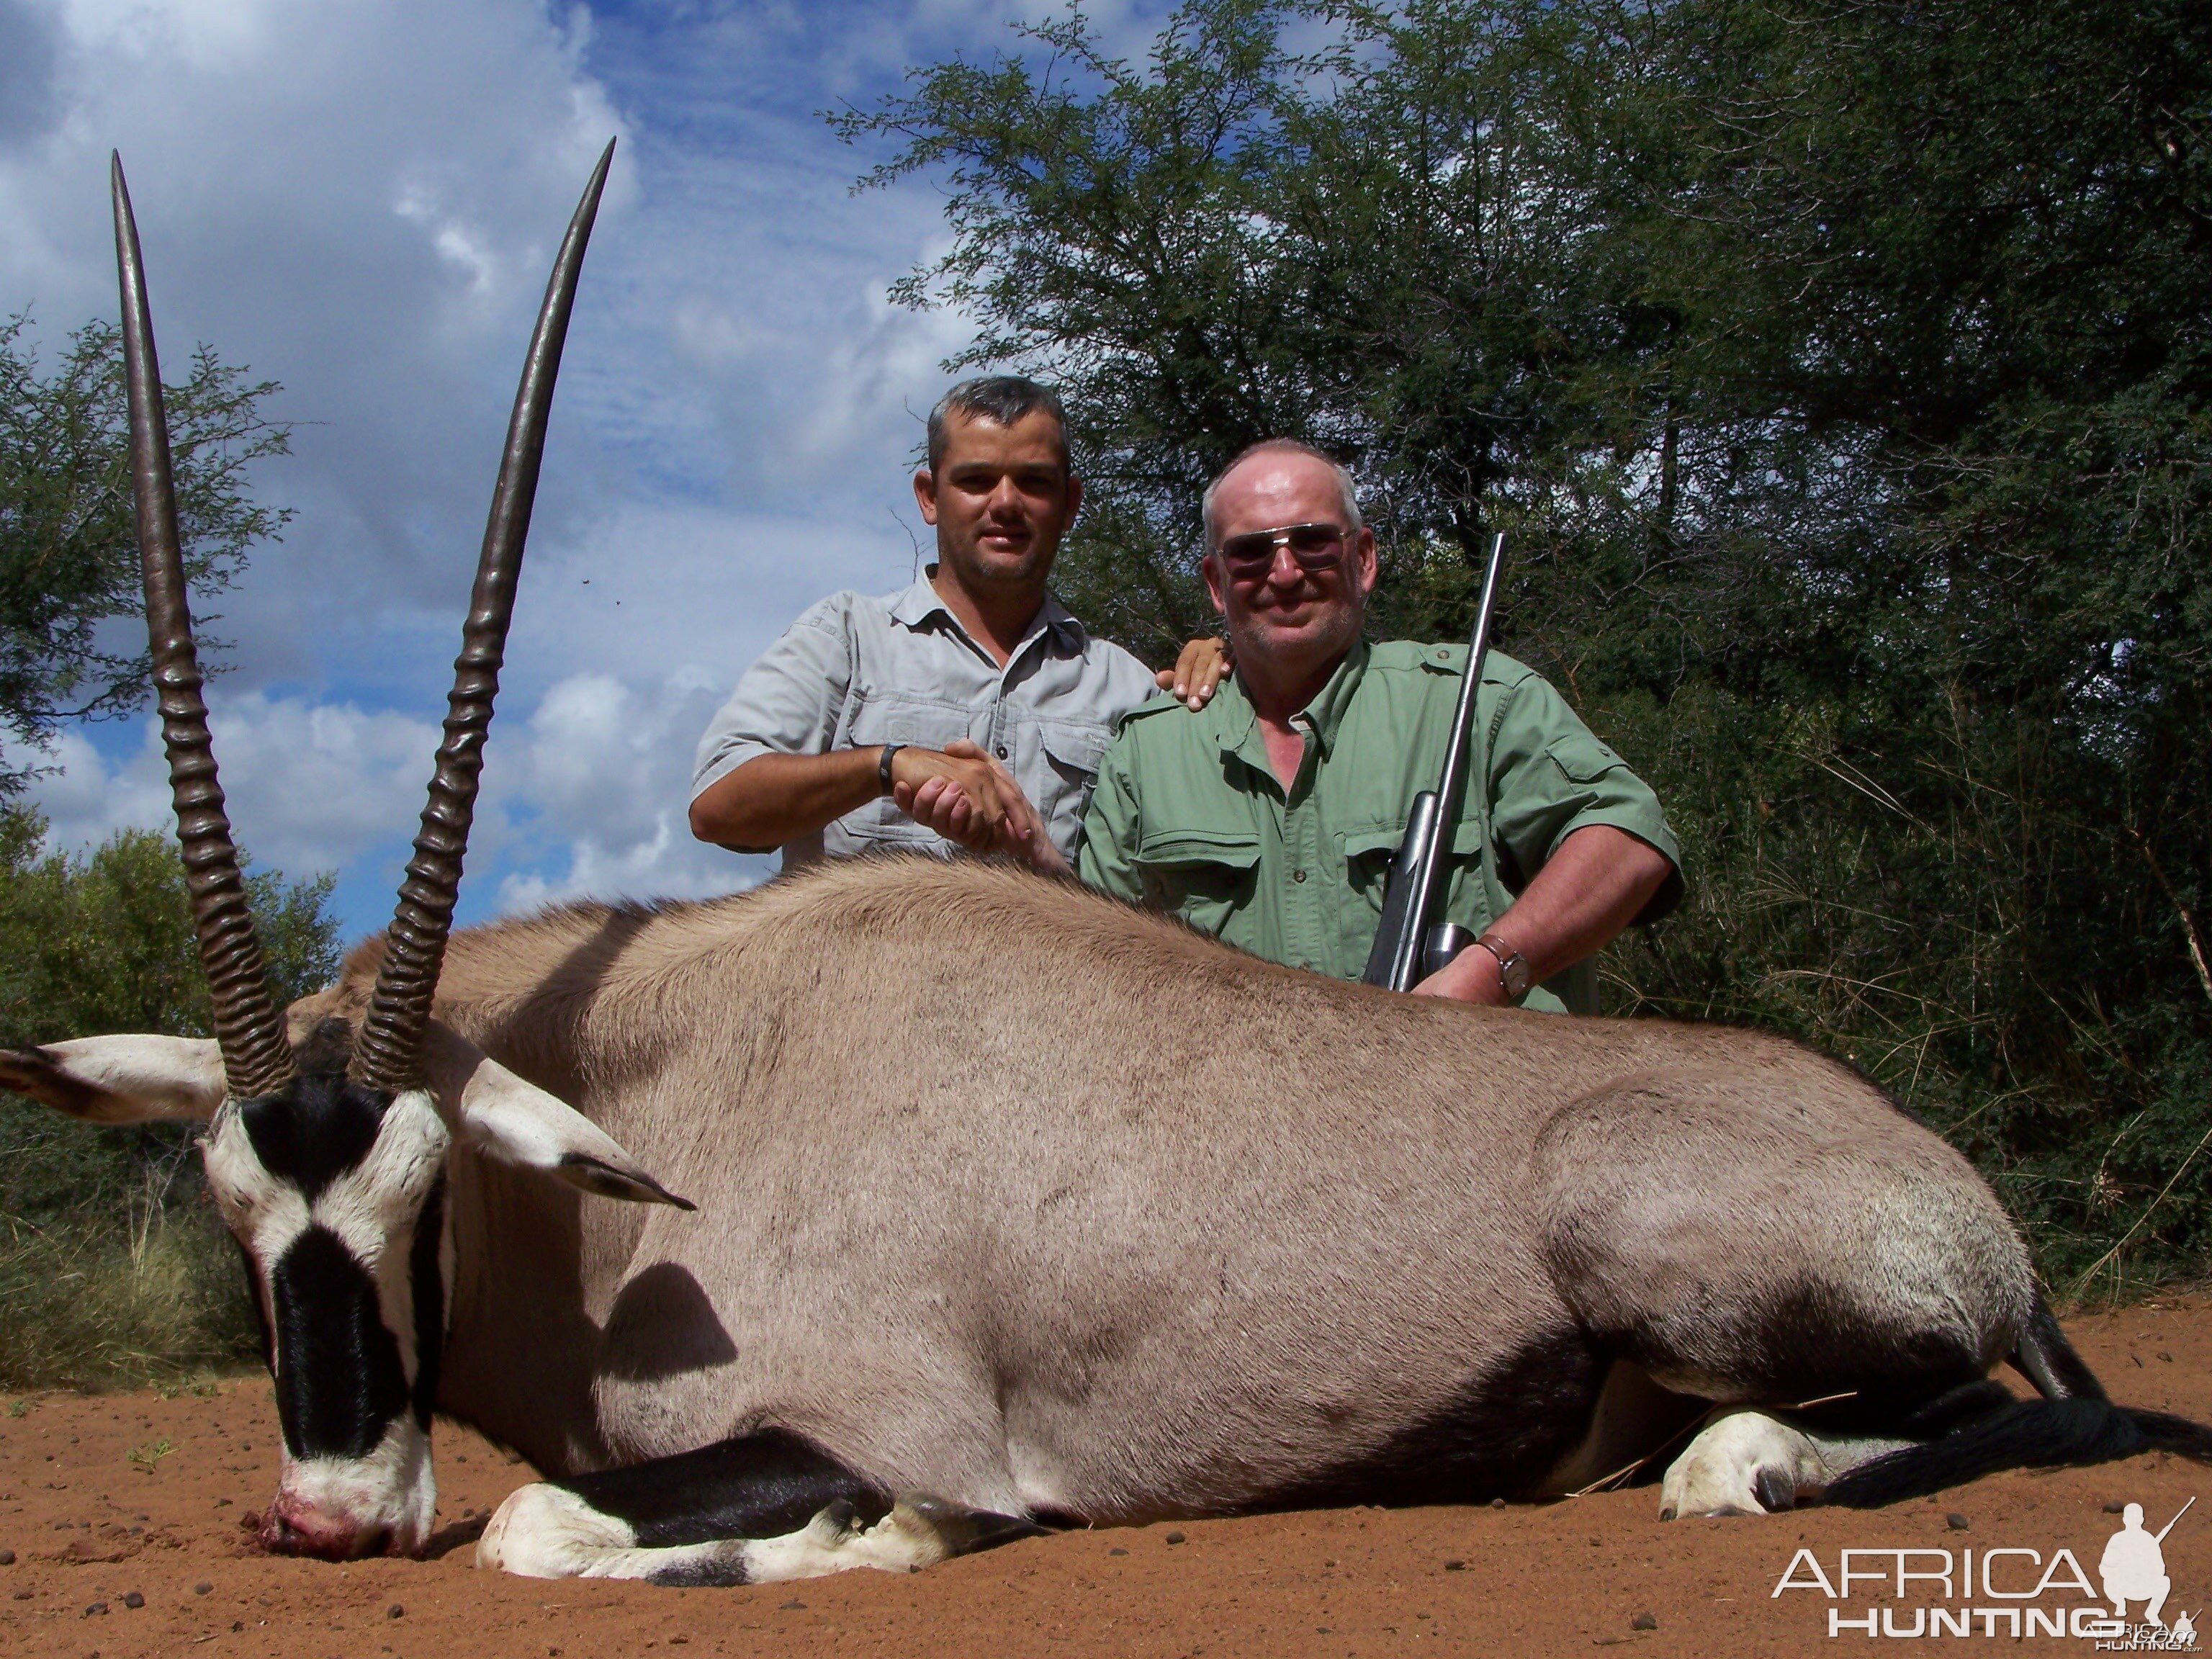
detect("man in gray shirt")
[690,377,1223,871]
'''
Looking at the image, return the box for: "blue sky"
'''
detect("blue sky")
[0,0,1166,937]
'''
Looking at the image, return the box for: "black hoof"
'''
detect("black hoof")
[1753,1467,1798,1512]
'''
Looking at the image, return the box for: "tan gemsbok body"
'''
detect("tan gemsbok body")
[4,150,2207,1588]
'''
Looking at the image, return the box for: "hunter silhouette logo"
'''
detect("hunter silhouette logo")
[2102,1500,2190,1627]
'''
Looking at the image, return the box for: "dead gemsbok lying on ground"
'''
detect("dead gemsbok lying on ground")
[3,150,2206,1588]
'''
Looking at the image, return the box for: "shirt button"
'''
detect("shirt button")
[1292,868,1307,883]
[995,744,1008,759]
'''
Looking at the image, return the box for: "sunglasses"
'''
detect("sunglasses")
[1215,521,1351,576]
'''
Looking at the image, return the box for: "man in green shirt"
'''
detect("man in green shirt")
[1076,439,1681,1012]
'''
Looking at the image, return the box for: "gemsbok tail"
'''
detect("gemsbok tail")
[1824,1295,2212,1508]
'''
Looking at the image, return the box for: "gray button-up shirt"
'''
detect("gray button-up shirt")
[692,569,1160,870]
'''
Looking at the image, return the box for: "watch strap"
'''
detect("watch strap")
[878,743,904,797]
[1475,933,1532,1004]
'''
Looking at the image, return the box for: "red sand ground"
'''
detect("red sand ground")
[2,1302,2208,1658]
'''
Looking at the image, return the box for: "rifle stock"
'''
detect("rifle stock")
[1359,533,1508,992]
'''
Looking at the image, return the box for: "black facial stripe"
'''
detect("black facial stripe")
[240,1071,390,1202]
[269,1225,410,1460]
[408,1176,446,1430]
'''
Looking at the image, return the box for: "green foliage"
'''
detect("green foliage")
[0,312,289,791]
[853,0,2212,1291]
[0,804,342,1387]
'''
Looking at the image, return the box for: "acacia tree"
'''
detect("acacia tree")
[839,0,1691,657]
[848,0,2212,1282]
[0,313,290,789]
[0,314,309,1382]
[0,812,342,1386]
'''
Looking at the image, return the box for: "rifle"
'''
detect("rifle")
[1360,531,1507,992]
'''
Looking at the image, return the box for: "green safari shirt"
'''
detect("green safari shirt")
[1076,640,1683,1014]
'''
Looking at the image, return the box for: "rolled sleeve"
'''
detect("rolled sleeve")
[1486,673,1683,923]
[691,598,855,802]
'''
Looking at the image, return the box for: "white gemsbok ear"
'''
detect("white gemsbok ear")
[0,1035,228,1123]
[422,1029,693,1210]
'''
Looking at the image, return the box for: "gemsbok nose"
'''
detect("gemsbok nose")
[258,1503,390,1561]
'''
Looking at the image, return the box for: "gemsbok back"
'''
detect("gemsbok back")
[2,148,2207,1587]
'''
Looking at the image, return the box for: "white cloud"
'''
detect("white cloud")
[2,0,1185,937]
[21,724,171,850]
[25,692,446,883]
[484,667,770,913]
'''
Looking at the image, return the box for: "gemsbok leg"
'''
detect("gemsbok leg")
[1534,1073,2212,1514]
[479,1429,1043,1584]
[1533,1071,2026,1514]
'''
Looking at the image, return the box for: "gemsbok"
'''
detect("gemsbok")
[2,146,2206,1587]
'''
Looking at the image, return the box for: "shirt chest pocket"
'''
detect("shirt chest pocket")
[837,697,974,846]
[1132,827,1262,938]
[1339,818,1495,919]
[1035,720,1112,835]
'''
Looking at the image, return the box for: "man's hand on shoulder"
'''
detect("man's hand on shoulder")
[1156,636,1233,711]
[893,741,1069,874]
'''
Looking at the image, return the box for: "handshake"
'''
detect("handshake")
[888,740,1069,873]
[886,634,1232,875]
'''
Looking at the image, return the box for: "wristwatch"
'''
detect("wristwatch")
[1475,933,1532,1004]
[878,743,904,797]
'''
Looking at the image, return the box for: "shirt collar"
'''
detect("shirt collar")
[890,565,1087,654]
[1298,639,1370,760]
[1213,639,1367,792]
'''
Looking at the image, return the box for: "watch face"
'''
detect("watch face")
[1482,937,1529,1000]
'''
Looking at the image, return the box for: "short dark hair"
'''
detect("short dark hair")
[926,376,1071,475]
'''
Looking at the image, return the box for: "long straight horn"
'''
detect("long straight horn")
[349,140,615,1094]
[112,154,295,1101]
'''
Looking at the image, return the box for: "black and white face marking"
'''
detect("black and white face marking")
[200,1070,452,1558]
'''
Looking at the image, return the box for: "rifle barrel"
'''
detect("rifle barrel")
[1359,532,1507,992]
[1407,532,1508,958]
[2156,1496,2195,1542]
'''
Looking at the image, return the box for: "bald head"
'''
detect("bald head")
[1202,440,1362,552]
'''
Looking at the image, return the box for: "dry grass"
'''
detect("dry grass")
[0,1200,256,1391]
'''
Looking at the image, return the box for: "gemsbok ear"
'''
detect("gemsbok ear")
[431,1038,694,1211]
[0,1035,228,1123]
